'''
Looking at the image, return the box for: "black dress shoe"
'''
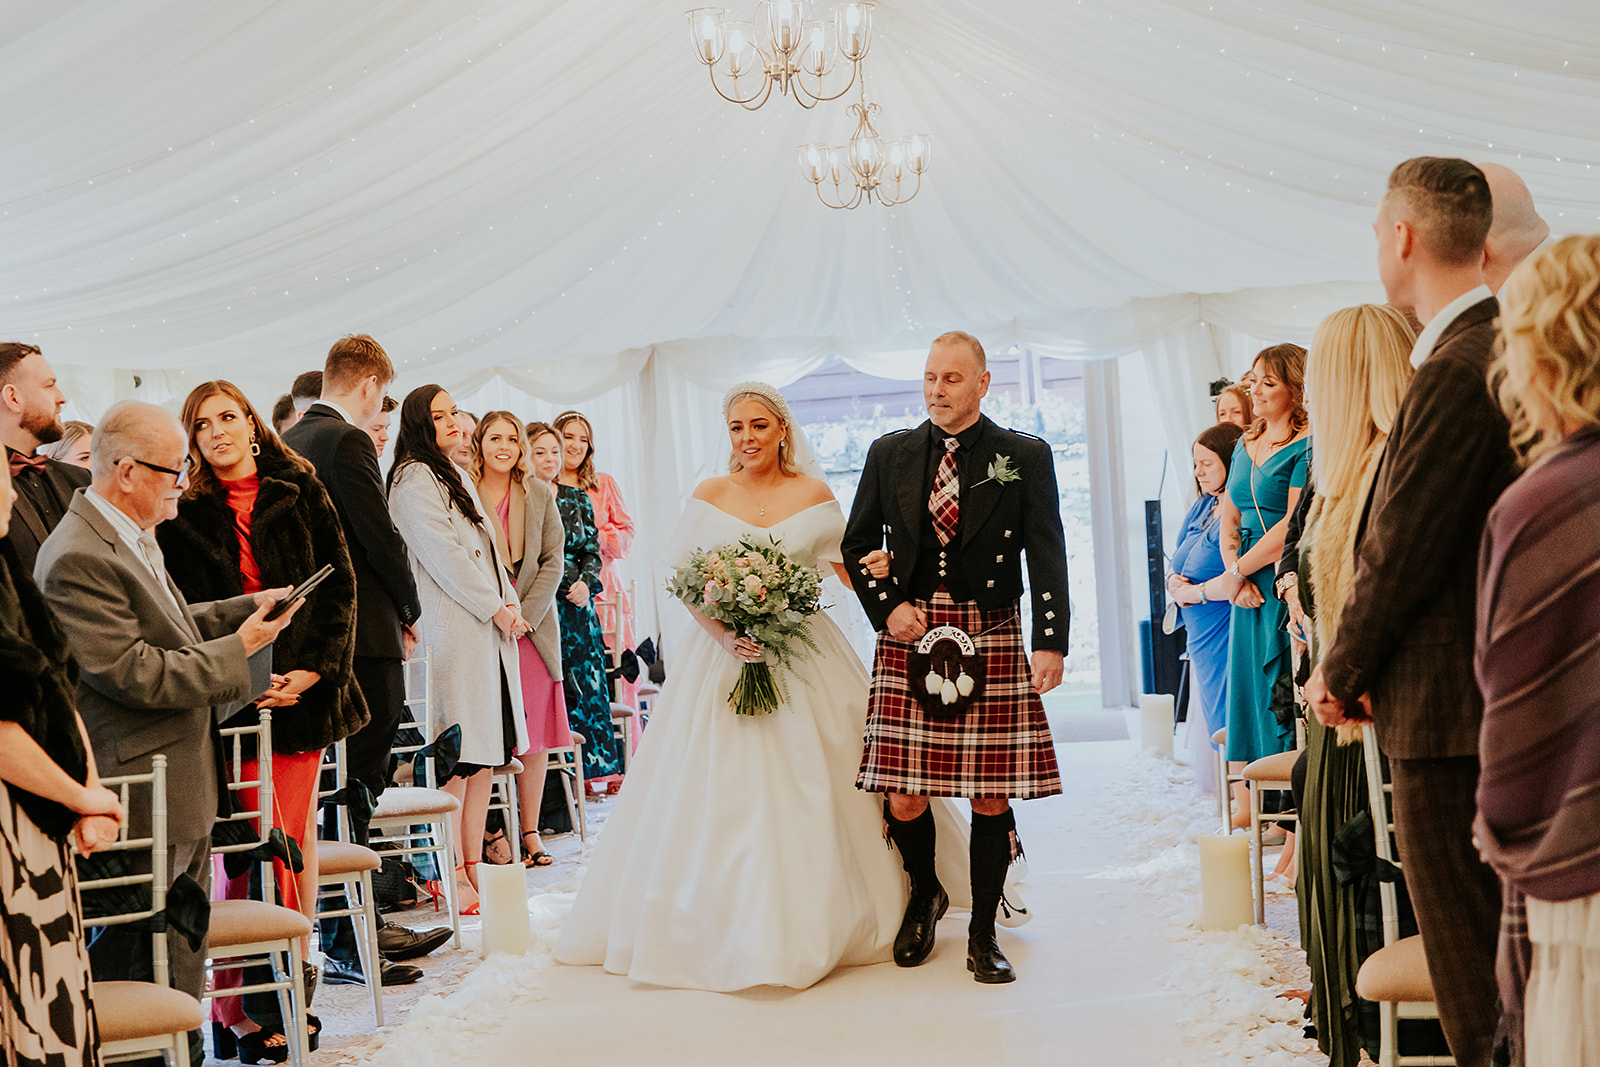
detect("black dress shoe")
[893,886,949,967]
[377,923,452,961]
[966,933,1016,984]
[322,955,422,987]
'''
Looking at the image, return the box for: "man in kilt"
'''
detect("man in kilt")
[843,330,1067,984]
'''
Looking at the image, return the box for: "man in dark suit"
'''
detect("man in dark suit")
[35,402,294,1053]
[1306,158,1522,1067]
[843,331,1068,986]
[0,343,91,574]
[283,334,444,984]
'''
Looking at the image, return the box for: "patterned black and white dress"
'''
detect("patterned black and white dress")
[1,781,98,1067]
[0,541,98,1067]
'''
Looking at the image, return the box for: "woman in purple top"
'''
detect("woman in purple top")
[1476,235,1600,1066]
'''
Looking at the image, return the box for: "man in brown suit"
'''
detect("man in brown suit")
[1305,158,1520,1067]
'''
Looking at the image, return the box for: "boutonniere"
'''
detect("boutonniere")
[970,454,1021,489]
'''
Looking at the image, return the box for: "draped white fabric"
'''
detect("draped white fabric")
[5,1,1594,393]
[6,1,1595,678]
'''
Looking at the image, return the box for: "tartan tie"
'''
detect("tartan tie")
[929,436,960,546]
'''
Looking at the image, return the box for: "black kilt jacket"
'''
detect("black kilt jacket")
[842,415,1069,654]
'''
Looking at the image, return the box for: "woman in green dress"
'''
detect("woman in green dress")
[1220,344,1310,778]
[1291,305,1413,1066]
[528,421,625,785]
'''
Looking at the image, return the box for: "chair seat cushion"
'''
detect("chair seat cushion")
[92,981,205,1041]
[372,786,460,820]
[1242,749,1299,783]
[609,702,635,718]
[492,758,524,775]
[1211,726,1228,746]
[318,841,381,876]
[208,898,314,948]
[1355,935,1436,1003]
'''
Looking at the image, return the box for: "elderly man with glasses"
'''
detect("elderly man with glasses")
[34,400,299,1061]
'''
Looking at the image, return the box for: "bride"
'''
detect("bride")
[555,382,969,991]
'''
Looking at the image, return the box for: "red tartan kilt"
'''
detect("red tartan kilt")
[858,593,1062,800]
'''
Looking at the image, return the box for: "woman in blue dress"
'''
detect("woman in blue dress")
[1167,420,1245,797]
[1219,344,1310,795]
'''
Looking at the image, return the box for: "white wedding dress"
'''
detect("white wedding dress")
[555,499,970,991]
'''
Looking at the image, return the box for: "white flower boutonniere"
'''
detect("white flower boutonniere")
[970,454,1021,489]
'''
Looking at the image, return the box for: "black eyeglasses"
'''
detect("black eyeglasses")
[129,456,195,481]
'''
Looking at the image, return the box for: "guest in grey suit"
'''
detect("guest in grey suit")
[34,401,296,1016]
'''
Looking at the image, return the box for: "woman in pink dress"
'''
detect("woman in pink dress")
[553,411,639,741]
[470,413,570,866]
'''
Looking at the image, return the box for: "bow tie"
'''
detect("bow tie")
[7,451,49,477]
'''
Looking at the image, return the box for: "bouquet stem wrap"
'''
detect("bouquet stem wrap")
[667,535,823,716]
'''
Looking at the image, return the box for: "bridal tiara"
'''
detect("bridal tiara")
[722,381,794,425]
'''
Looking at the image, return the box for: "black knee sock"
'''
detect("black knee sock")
[969,808,1016,939]
[883,801,940,897]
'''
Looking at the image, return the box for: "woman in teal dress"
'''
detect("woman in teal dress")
[1219,344,1310,776]
[530,421,626,785]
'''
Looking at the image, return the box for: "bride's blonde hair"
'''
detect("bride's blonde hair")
[722,381,799,477]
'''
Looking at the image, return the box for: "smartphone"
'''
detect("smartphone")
[264,564,335,621]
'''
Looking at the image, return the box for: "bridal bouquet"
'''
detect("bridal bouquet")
[667,536,824,715]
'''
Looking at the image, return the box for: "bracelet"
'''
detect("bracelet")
[1228,560,1242,578]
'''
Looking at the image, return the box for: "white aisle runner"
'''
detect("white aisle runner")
[335,737,1323,1067]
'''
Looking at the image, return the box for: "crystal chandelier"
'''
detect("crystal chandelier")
[798,95,930,209]
[686,1,875,110]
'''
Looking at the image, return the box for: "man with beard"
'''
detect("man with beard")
[0,343,91,574]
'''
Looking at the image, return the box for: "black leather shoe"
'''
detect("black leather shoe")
[377,923,452,961]
[966,933,1016,984]
[893,886,949,967]
[322,955,422,987]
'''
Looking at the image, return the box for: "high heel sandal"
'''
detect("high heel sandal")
[520,831,554,868]
[455,862,481,915]
[231,1026,291,1065]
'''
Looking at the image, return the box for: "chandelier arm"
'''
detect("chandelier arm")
[707,64,773,107]
[739,77,777,111]
[877,169,922,206]
[792,59,859,104]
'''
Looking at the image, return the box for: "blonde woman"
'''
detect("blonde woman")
[469,412,566,867]
[38,420,93,468]
[1294,305,1415,1067]
[1477,235,1600,1067]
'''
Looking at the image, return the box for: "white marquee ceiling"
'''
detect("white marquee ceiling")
[2,0,1597,394]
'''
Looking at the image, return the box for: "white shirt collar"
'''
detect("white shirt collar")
[1410,284,1493,368]
[85,487,147,550]
[85,488,187,616]
[317,398,355,425]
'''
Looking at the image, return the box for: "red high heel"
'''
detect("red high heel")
[455,862,480,916]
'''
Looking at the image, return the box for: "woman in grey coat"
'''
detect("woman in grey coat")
[469,412,567,867]
[388,386,529,911]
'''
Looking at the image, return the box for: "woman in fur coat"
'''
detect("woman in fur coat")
[159,380,365,1061]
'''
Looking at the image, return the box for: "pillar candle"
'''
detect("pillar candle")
[1197,832,1253,930]
[477,862,532,956]
[1139,692,1175,759]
